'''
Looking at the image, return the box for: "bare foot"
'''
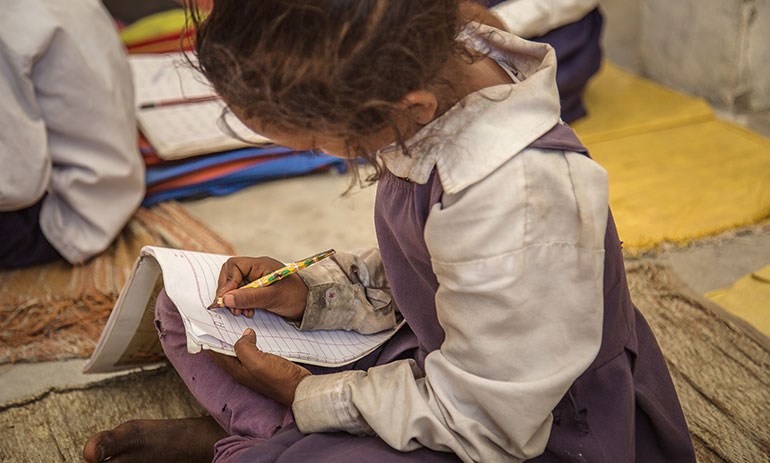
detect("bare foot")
[83,416,227,463]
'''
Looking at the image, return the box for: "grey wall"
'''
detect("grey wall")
[747,0,770,109]
[600,0,770,111]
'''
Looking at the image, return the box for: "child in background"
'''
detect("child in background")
[0,0,144,268]
[474,0,603,122]
[84,1,695,462]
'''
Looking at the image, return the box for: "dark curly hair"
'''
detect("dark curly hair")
[185,0,469,182]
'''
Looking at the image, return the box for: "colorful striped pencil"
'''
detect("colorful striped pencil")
[215,249,336,308]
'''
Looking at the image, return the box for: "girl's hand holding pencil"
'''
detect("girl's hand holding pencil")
[208,249,335,320]
[205,250,335,408]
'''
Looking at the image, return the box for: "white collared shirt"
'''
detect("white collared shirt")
[293,25,608,463]
[0,0,144,263]
[491,0,600,38]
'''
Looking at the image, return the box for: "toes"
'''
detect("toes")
[83,430,112,462]
[82,421,142,463]
[84,418,221,463]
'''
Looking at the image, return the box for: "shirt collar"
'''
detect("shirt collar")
[379,24,561,195]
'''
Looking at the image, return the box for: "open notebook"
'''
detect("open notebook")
[84,246,403,373]
[129,53,271,160]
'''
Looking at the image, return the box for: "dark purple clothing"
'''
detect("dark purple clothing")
[373,124,694,462]
[161,124,694,462]
[532,9,603,123]
[155,289,439,463]
[0,195,63,268]
[484,1,603,122]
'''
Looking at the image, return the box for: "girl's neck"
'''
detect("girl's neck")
[464,56,515,93]
[432,53,515,119]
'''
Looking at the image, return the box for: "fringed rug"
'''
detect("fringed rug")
[0,202,235,364]
[0,263,767,462]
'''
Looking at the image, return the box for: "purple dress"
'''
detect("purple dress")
[156,125,695,462]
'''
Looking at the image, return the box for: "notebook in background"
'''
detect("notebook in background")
[129,52,271,160]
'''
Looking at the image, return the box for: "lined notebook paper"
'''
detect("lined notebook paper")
[129,53,271,160]
[84,246,402,373]
[149,246,402,365]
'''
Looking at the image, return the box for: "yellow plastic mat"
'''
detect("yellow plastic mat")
[572,63,714,145]
[588,120,770,251]
[573,63,770,253]
[707,264,770,338]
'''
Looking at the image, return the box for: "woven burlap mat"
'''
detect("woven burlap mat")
[0,263,767,462]
[0,366,203,462]
[0,202,235,364]
[625,263,770,462]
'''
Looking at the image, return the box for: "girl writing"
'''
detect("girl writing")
[84,1,695,462]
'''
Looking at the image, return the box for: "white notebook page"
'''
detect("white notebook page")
[129,53,270,159]
[144,246,401,366]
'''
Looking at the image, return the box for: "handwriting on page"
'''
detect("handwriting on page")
[161,248,391,365]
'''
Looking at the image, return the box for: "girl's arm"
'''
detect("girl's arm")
[292,149,609,462]
[489,0,600,37]
[294,248,398,334]
[213,249,398,334]
[208,248,397,408]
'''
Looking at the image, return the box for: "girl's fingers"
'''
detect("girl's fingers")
[211,257,287,308]
[223,285,279,310]
[217,329,311,406]
[226,308,255,317]
[233,330,286,380]
[234,329,259,358]
[218,259,246,292]
[211,259,246,308]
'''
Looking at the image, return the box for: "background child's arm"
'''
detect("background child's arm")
[0,0,143,264]
[489,0,600,38]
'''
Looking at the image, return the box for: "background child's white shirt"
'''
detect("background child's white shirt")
[491,0,600,38]
[0,0,144,263]
[292,27,609,462]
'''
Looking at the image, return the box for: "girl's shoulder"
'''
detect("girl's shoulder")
[426,145,608,263]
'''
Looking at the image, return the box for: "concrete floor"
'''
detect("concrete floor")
[182,170,379,260]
